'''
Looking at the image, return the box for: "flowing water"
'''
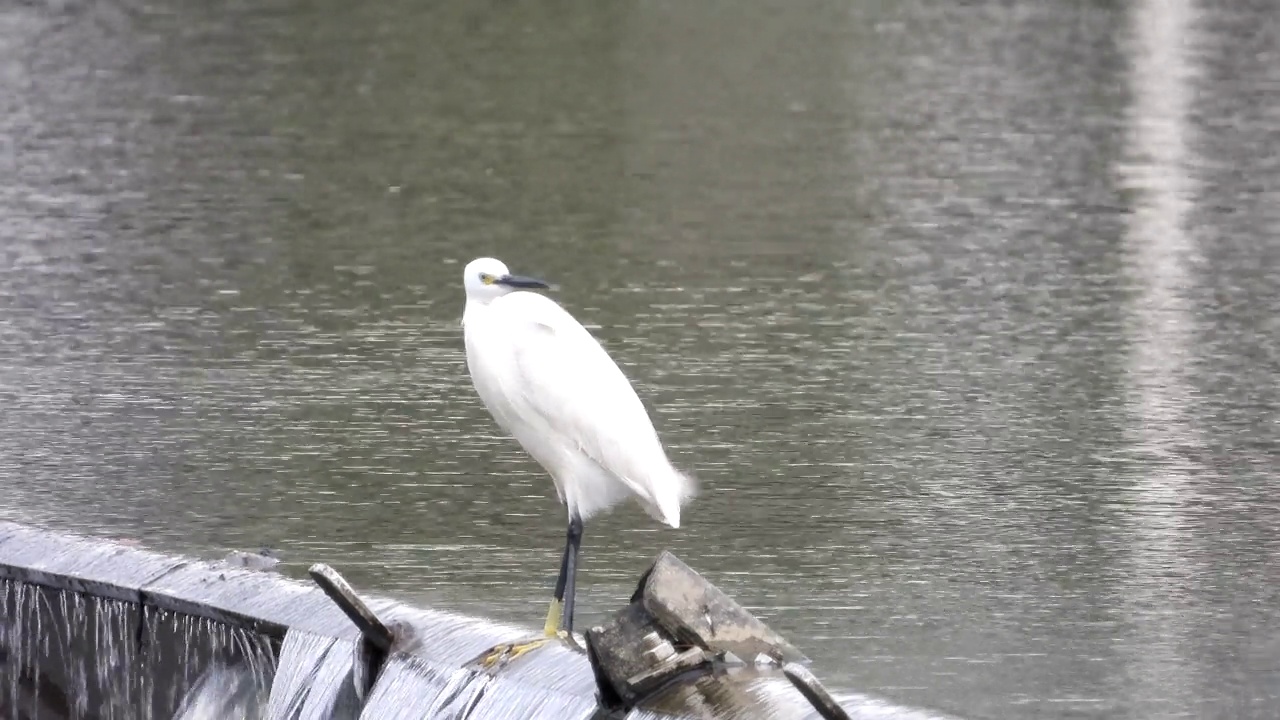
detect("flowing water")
[265,631,359,720]
[172,662,270,720]
[0,579,276,719]
[1,0,1278,718]
[355,657,469,720]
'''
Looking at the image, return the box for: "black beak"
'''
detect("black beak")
[496,274,550,289]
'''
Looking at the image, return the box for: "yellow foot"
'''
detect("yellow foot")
[466,631,583,672]
[465,597,583,672]
[469,636,553,671]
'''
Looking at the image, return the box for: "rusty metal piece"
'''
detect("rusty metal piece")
[585,551,807,711]
[308,564,393,655]
[640,630,677,664]
[783,662,852,720]
[639,552,806,664]
[308,563,394,698]
[626,647,709,696]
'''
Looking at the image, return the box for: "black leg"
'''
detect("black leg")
[552,524,572,604]
[554,515,584,633]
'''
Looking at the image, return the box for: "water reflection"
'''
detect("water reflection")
[1116,0,1204,714]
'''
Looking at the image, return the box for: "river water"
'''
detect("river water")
[1,1,1277,718]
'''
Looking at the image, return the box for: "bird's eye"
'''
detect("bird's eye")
[480,273,495,285]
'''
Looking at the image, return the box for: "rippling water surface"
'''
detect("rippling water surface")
[1,1,1277,717]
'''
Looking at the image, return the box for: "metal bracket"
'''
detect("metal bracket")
[784,662,852,720]
[586,551,813,711]
[308,563,394,699]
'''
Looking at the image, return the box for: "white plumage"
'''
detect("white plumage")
[461,257,694,527]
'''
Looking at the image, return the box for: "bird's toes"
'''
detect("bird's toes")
[466,637,554,672]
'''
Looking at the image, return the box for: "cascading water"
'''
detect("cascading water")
[1,524,960,720]
[350,607,603,720]
[355,655,471,720]
[2,577,142,720]
[171,662,270,720]
[0,579,275,720]
[160,612,275,719]
[265,630,360,720]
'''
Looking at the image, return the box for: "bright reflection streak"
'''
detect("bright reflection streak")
[1117,0,1204,708]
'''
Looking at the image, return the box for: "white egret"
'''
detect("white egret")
[461,256,694,662]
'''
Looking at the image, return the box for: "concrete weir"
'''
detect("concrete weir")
[0,522,956,720]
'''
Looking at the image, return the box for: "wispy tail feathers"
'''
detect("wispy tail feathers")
[651,467,696,529]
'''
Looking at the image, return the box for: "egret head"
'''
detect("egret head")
[463,257,550,304]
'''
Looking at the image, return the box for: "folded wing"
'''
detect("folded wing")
[495,291,691,525]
